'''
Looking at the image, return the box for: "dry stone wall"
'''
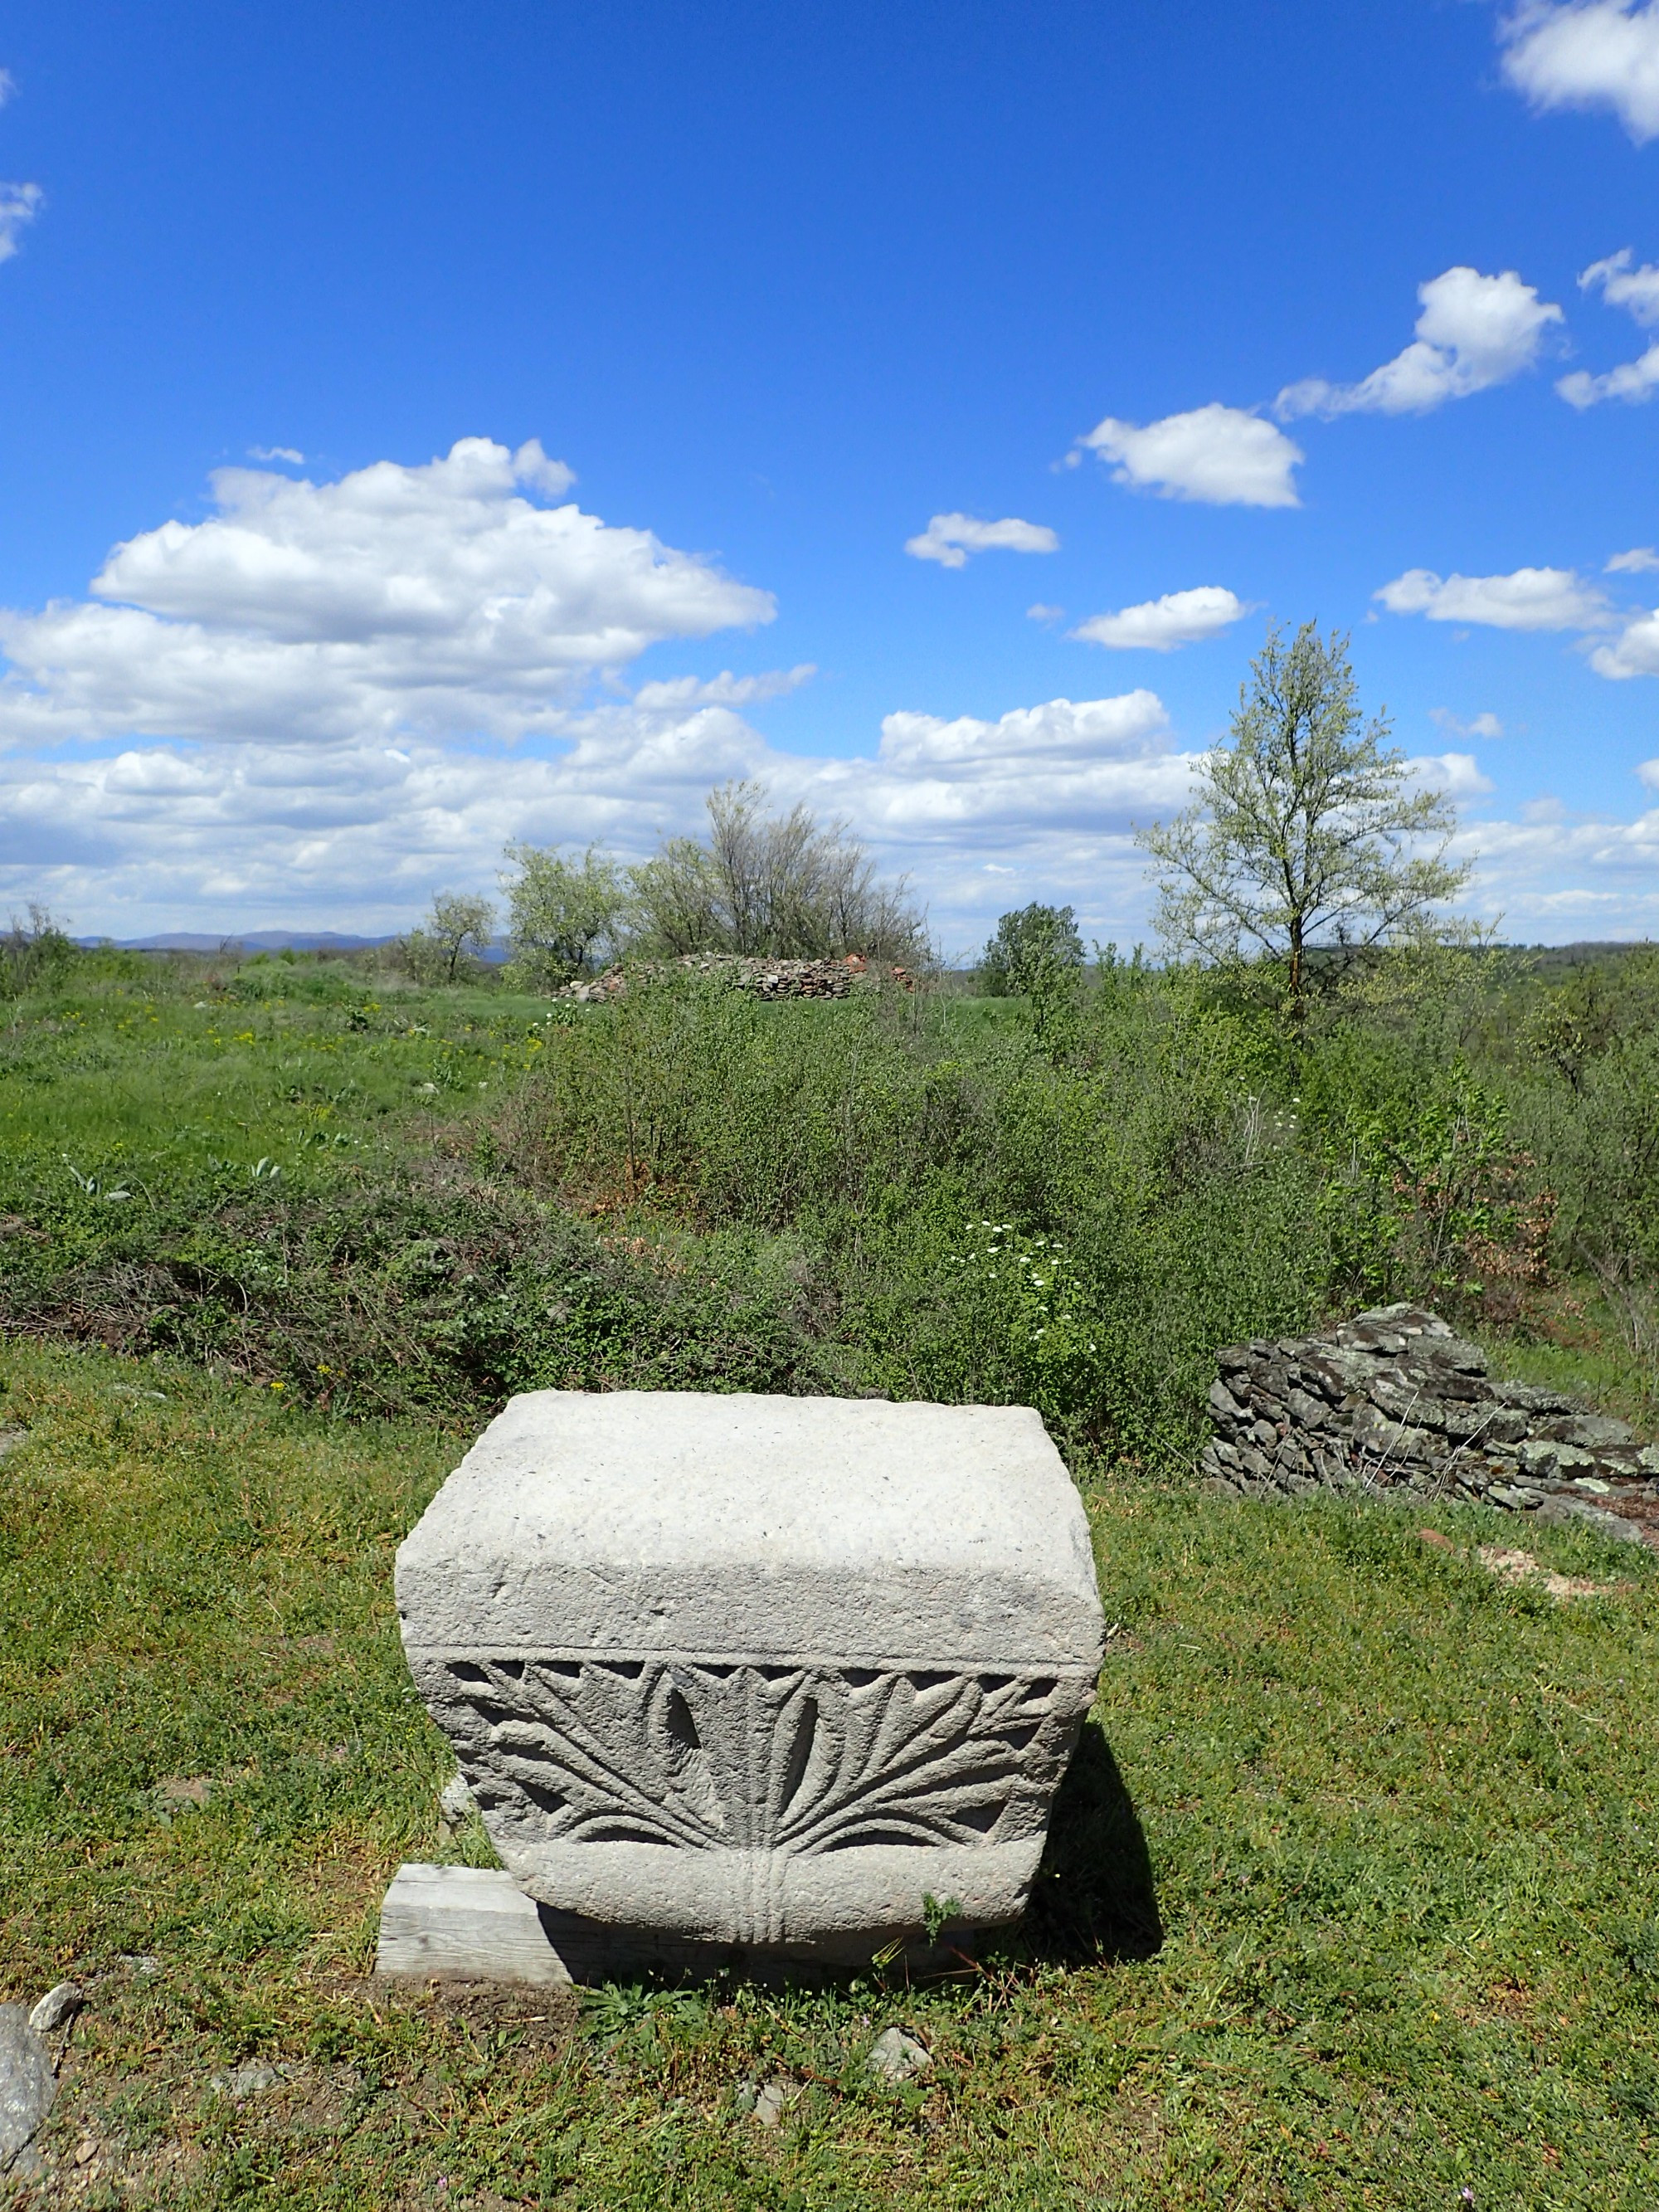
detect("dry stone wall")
[1200,1301,1659,1547]
[565,953,914,1002]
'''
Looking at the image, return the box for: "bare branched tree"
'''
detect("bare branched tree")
[628,782,927,963]
[1136,622,1470,1021]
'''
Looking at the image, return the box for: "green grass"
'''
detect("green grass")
[5,1342,1659,2210]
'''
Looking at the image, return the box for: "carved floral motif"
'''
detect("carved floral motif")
[418,1655,1092,1858]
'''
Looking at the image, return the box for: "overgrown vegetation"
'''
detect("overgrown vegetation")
[7,927,1659,1451]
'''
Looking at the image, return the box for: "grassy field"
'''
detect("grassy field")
[4,1341,1659,2210]
[7,946,1659,2208]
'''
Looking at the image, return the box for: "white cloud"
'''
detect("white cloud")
[0,68,41,264]
[1025,602,1065,623]
[1558,344,1659,406]
[630,666,815,710]
[903,513,1059,568]
[1608,545,1659,571]
[1590,607,1659,675]
[248,446,306,465]
[0,438,1214,946]
[1374,565,1609,631]
[0,438,771,751]
[0,177,41,262]
[1070,586,1252,651]
[1078,405,1302,508]
[1500,2,1659,144]
[1581,248,1659,324]
[1277,268,1564,420]
[1429,708,1506,739]
[0,685,1194,950]
[1412,752,1495,799]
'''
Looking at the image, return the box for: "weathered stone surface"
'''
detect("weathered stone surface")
[438,1773,478,1833]
[1200,1303,1658,1545]
[868,2026,932,2083]
[27,1985,82,2037]
[377,1864,573,1984]
[0,2005,55,2175]
[396,1392,1103,1966]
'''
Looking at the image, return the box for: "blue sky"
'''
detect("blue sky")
[1,0,1657,953]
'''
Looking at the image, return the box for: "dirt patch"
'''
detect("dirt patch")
[366,1973,581,2054]
[1418,1527,1628,1601]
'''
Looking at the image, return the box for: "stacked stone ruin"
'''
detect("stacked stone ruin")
[1199,1301,1659,1547]
[563,953,913,1002]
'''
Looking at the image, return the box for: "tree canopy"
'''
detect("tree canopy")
[978,903,1086,997]
[1136,622,1470,1018]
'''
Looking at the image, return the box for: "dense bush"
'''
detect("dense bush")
[6,936,1659,1449]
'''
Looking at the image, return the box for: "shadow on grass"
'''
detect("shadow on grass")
[1019,1722,1164,1966]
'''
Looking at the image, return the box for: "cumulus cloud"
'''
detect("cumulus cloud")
[0,684,1199,951]
[1608,545,1659,571]
[1590,607,1659,675]
[0,438,773,751]
[1413,752,1496,799]
[903,513,1059,568]
[1077,405,1302,509]
[1559,346,1659,405]
[1557,251,1659,406]
[1581,248,1659,324]
[1500,2,1659,143]
[1429,708,1506,739]
[1277,268,1564,420]
[1374,565,1609,631]
[0,438,1225,946]
[1070,586,1251,651]
[248,446,306,465]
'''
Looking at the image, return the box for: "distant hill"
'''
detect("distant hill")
[78,930,399,953]
[76,928,510,963]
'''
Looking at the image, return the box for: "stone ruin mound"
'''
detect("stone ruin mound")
[1200,1302,1659,1548]
[563,952,916,1003]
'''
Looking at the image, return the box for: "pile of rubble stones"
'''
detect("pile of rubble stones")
[562,953,913,1002]
[1199,1301,1659,1547]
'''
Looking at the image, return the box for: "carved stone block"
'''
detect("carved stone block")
[396,1391,1103,1966]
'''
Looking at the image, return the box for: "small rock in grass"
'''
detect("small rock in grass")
[118,1955,161,1979]
[1535,1493,1647,1545]
[0,2005,56,2175]
[28,1983,84,2036]
[0,1428,28,1460]
[752,2080,788,2128]
[438,1773,478,1832]
[868,2025,932,2084]
[209,2060,282,2100]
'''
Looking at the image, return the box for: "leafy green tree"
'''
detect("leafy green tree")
[397,891,496,985]
[978,903,1086,997]
[430,892,496,982]
[502,844,627,987]
[1136,622,1469,1022]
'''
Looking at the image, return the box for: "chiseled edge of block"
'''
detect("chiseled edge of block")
[374,1864,978,1986]
[377,1864,572,1986]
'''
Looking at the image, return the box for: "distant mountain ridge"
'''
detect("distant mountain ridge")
[77,930,398,953]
